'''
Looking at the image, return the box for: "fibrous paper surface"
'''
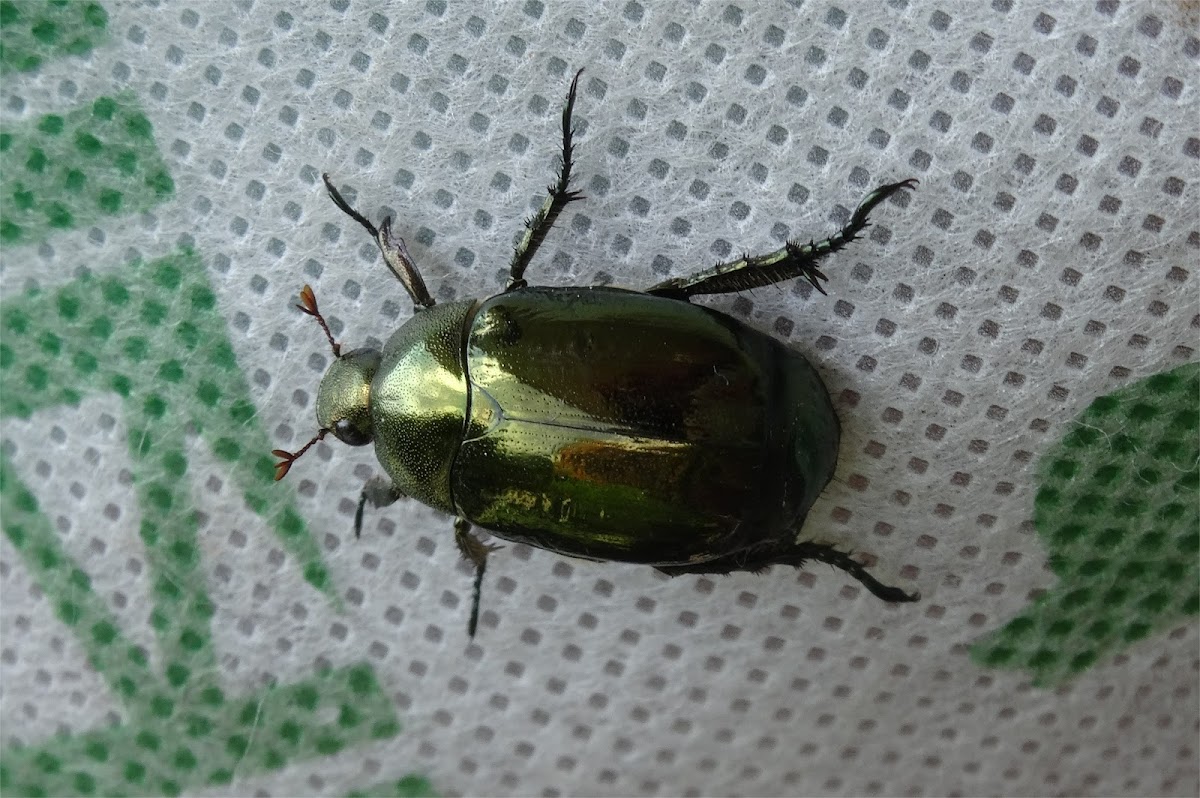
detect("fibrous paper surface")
[1,1,1196,796]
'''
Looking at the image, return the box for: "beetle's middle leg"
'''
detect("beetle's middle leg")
[454,518,502,639]
[506,68,586,291]
[647,179,918,301]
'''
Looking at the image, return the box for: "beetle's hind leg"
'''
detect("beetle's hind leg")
[454,518,503,639]
[647,179,917,301]
[506,68,586,291]
[655,540,919,603]
[781,541,919,603]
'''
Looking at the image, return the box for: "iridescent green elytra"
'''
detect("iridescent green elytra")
[274,69,920,637]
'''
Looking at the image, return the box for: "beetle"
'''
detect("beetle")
[274,69,920,637]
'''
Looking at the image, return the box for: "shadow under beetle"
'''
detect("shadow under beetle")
[275,69,921,637]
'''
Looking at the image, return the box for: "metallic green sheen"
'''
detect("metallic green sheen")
[451,287,840,565]
[370,299,475,515]
[316,348,381,442]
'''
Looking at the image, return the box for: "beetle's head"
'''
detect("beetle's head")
[315,347,381,446]
[273,285,381,480]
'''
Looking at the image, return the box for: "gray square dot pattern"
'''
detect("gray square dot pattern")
[1,2,1196,798]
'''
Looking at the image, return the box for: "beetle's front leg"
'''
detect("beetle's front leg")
[647,179,917,300]
[506,68,586,291]
[454,518,502,638]
[322,172,436,310]
[355,476,403,538]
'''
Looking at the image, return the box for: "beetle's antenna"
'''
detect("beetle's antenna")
[322,172,436,310]
[272,428,328,481]
[296,285,342,357]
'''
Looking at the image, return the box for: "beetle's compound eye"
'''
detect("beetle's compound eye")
[332,417,372,447]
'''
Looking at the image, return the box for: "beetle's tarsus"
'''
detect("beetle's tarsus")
[792,541,920,603]
[322,172,378,237]
[506,68,586,290]
[646,178,917,300]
